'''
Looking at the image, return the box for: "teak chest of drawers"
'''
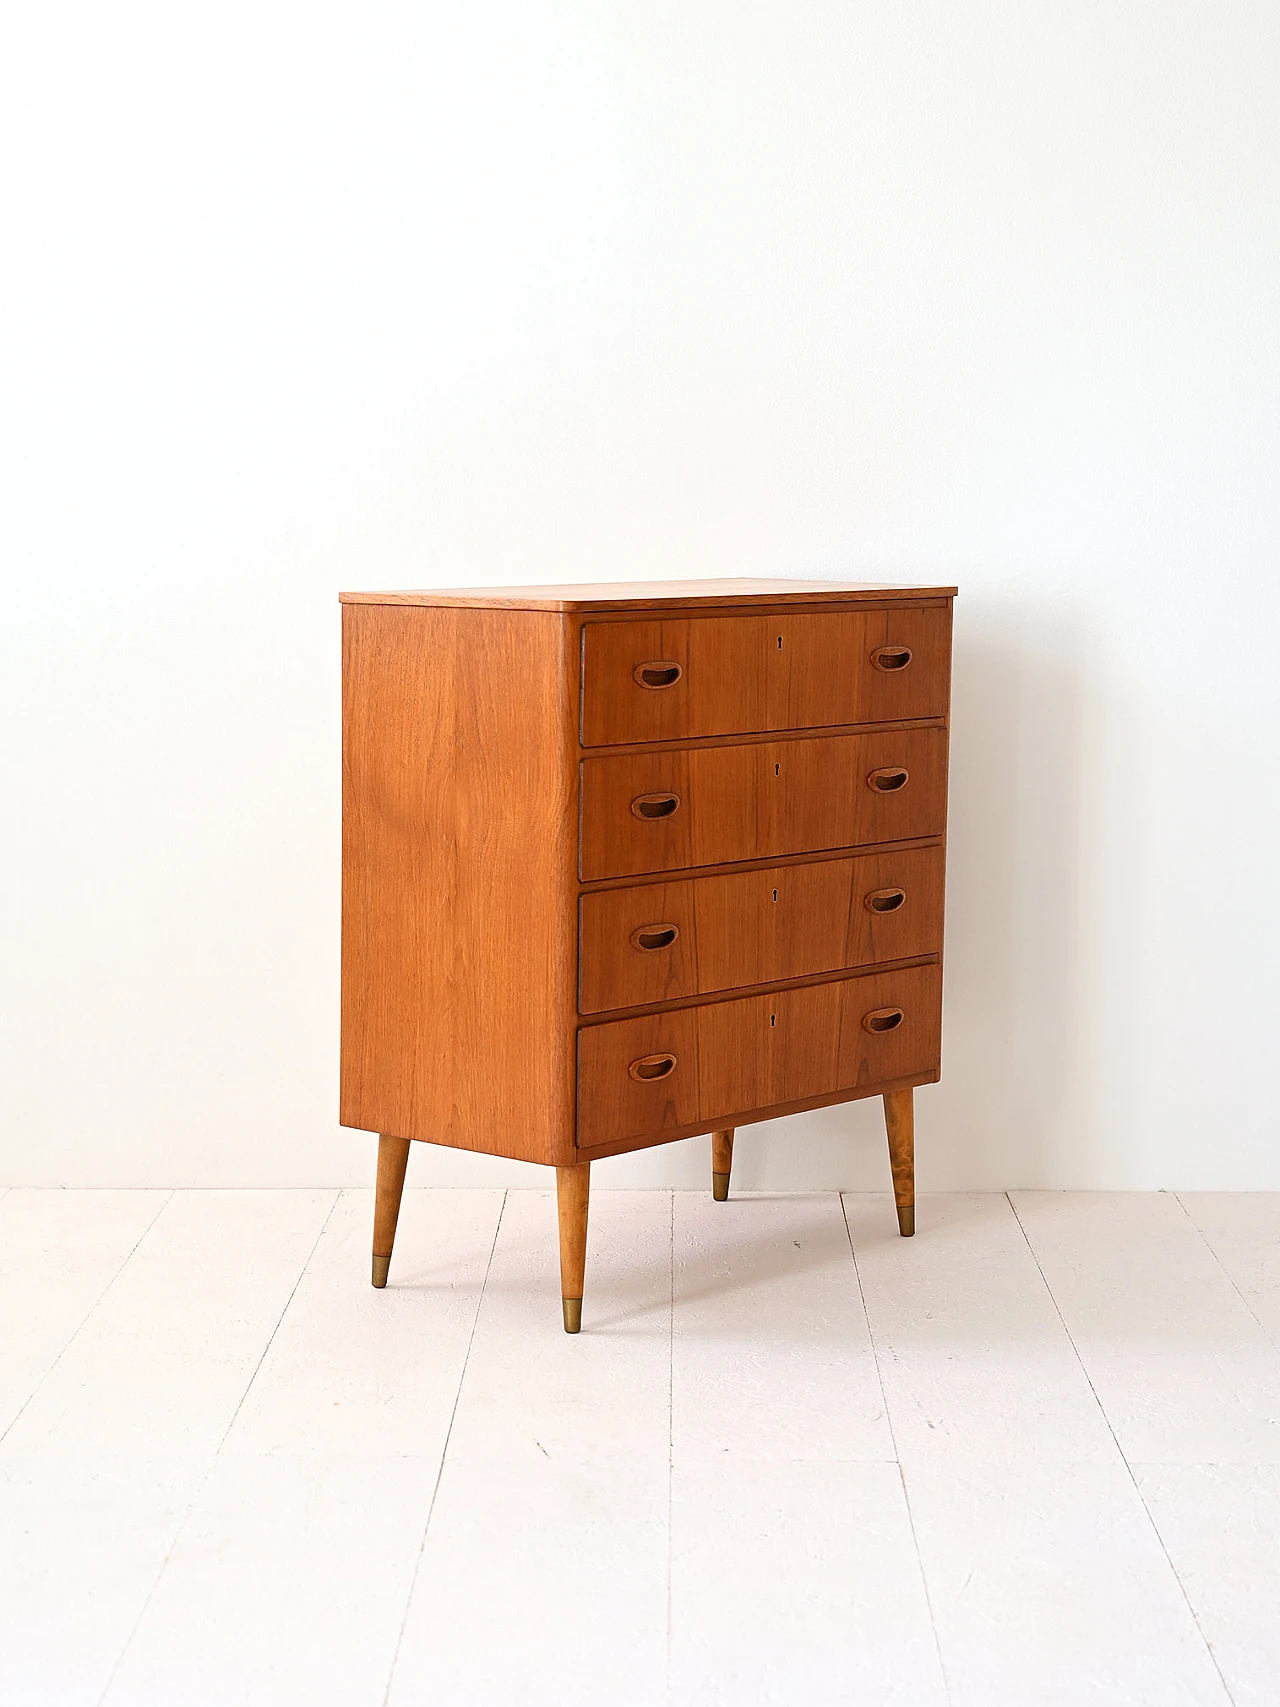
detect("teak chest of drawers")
[340,577,955,1331]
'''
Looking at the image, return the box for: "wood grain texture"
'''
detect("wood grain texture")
[582,605,952,745]
[580,725,949,880]
[883,1088,915,1237]
[711,1128,734,1201]
[556,1163,590,1331]
[340,577,957,613]
[576,963,943,1149]
[340,603,579,1163]
[371,1134,411,1286]
[578,844,945,1013]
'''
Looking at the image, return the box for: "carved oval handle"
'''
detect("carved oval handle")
[862,1006,905,1034]
[867,767,909,793]
[871,645,913,672]
[630,922,679,952]
[865,886,907,914]
[631,792,681,820]
[629,1052,677,1082]
[633,660,683,690]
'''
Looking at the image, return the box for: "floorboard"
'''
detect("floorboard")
[1,1188,1275,1705]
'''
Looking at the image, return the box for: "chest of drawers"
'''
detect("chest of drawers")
[340,577,955,1331]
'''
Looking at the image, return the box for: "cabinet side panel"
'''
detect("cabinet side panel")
[340,604,576,1163]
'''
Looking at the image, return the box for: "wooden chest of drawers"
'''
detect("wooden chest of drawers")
[340,577,955,1330]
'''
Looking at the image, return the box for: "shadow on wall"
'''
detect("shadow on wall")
[928,599,1088,1189]
[734,593,1121,1194]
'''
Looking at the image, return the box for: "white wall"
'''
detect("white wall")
[3,1,1277,1190]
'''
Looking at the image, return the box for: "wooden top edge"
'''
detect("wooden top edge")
[338,576,959,611]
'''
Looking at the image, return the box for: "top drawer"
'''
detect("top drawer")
[581,604,951,746]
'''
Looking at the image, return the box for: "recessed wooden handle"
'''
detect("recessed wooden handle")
[867,767,909,793]
[871,645,913,671]
[862,1006,905,1034]
[629,1052,677,1081]
[633,661,683,689]
[631,792,681,820]
[630,922,679,951]
[865,886,907,913]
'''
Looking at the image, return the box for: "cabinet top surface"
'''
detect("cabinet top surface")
[339,576,957,613]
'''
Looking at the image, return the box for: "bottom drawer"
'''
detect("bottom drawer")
[576,963,941,1150]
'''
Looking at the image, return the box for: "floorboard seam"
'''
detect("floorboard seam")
[380,1187,508,1707]
[213,1189,344,1452]
[92,1187,342,1707]
[0,1189,174,1453]
[1006,1191,1238,1707]
[840,1192,954,1706]
[1173,1192,1279,1350]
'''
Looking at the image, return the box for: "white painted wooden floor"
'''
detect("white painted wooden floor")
[2,1188,1278,1706]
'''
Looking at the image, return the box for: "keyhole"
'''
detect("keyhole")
[772,888,778,902]
[774,763,780,777]
[770,1013,776,1027]
[777,635,783,649]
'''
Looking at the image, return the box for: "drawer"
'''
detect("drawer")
[581,604,951,746]
[579,725,948,880]
[576,963,942,1148]
[579,845,945,1013]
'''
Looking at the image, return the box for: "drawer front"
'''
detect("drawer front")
[577,963,942,1148]
[579,845,945,1014]
[579,726,948,880]
[581,605,951,746]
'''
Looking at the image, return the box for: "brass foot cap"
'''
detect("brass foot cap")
[372,1253,391,1288]
[562,1297,582,1334]
[896,1205,916,1238]
[712,1172,730,1202]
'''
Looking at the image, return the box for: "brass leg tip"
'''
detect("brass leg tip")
[896,1205,915,1238]
[562,1297,582,1334]
[371,1253,391,1288]
[712,1173,730,1202]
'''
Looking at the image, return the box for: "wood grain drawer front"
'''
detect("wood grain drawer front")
[579,726,948,881]
[581,605,950,745]
[577,964,942,1148]
[579,845,945,1014]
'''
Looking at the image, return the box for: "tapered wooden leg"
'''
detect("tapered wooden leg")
[556,1162,590,1334]
[711,1128,735,1202]
[372,1134,412,1287]
[882,1089,915,1237]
